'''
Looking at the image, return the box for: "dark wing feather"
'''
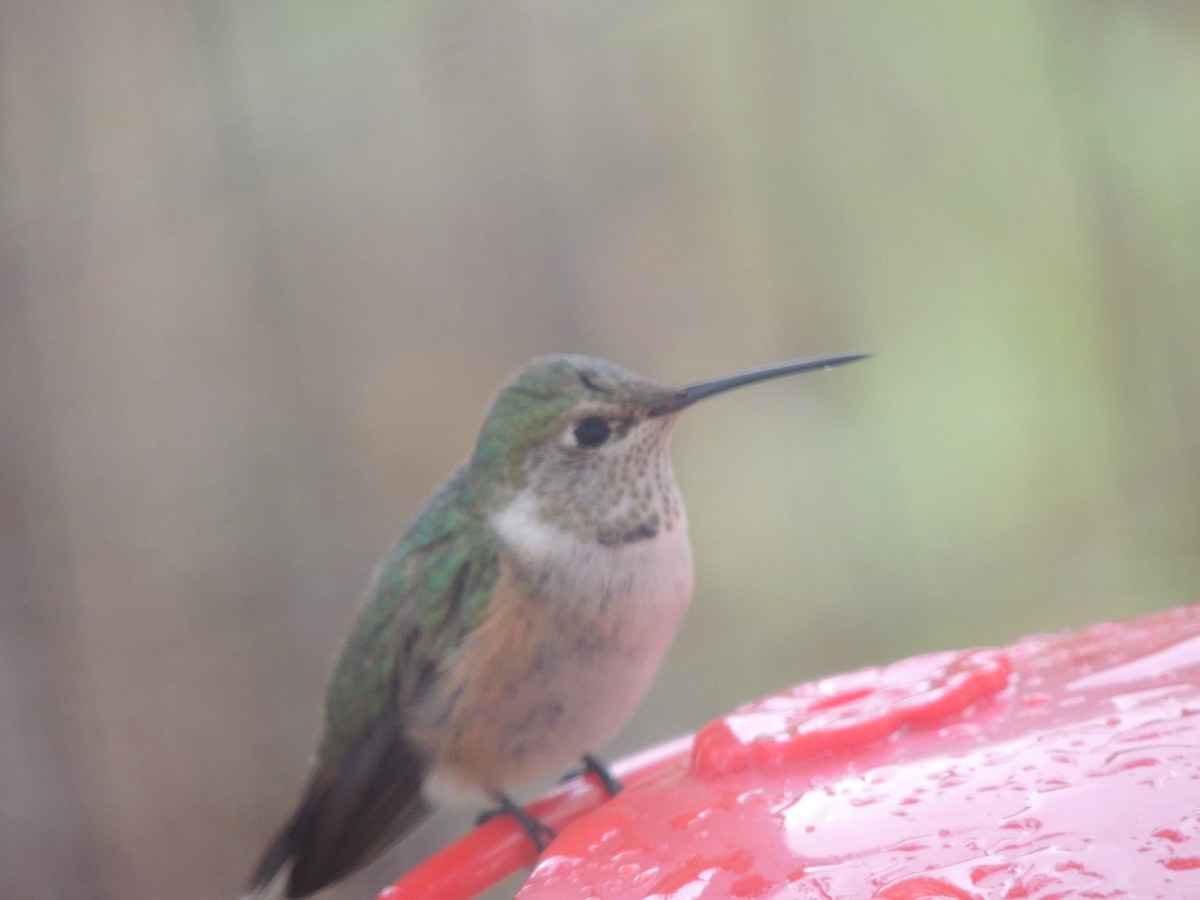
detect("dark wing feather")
[248,699,431,897]
[247,468,500,897]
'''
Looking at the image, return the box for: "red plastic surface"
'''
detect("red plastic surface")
[691,648,1011,780]
[519,605,1200,899]
[382,605,1200,899]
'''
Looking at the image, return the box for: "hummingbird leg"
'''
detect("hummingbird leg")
[557,753,624,795]
[581,753,623,796]
[476,793,557,853]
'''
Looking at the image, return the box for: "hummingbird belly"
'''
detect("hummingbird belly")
[417,515,694,799]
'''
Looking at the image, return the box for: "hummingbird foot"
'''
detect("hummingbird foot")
[477,793,557,853]
[581,753,623,796]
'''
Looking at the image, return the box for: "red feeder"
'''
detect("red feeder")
[383,605,1200,899]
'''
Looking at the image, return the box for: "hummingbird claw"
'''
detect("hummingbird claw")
[581,753,623,796]
[557,753,623,796]
[480,793,557,853]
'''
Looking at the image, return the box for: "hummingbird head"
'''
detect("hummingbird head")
[469,352,867,546]
[469,355,687,544]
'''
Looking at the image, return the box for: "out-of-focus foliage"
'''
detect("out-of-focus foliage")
[2,3,1198,898]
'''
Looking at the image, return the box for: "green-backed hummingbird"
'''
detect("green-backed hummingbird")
[246,351,866,897]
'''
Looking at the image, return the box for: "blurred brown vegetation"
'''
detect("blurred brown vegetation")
[3,3,1199,898]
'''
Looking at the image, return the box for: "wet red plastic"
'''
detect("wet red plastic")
[518,605,1200,899]
[691,648,1011,779]
[381,605,1200,899]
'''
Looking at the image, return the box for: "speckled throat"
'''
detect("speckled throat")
[523,413,683,547]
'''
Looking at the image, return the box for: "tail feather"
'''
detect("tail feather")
[247,712,432,898]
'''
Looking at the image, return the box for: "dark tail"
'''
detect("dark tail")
[247,717,432,897]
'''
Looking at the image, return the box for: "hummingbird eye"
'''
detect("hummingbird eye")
[572,415,612,449]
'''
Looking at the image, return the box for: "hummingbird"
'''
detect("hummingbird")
[246,351,866,897]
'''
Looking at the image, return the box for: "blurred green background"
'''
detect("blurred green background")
[3,3,1199,898]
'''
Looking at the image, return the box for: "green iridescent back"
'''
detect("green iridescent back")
[317,468,499,767]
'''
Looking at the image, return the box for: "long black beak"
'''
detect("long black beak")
[649,352,869,416]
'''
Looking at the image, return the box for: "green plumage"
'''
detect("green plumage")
[318,467,500,768]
